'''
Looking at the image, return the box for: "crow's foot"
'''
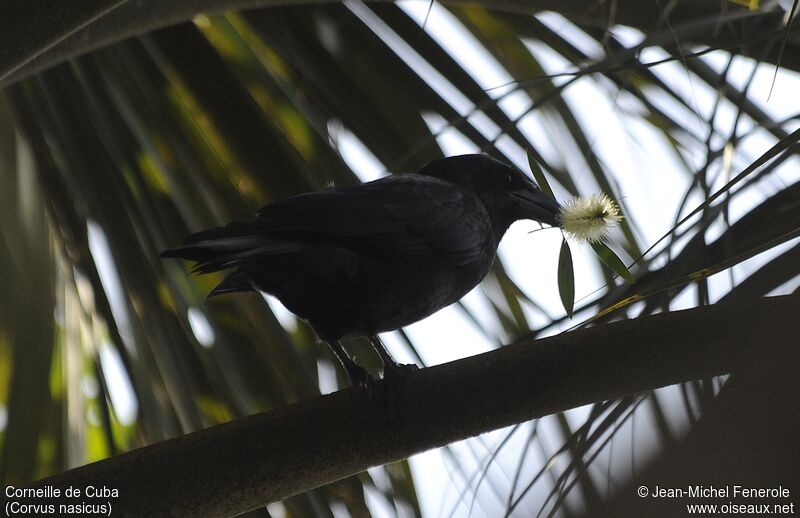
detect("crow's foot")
[346,363,375,397]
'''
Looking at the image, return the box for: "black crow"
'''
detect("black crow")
[162,154,561,385]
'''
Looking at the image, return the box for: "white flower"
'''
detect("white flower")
[557,193,622,243]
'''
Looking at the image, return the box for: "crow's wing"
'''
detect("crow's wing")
[258,175,489,263]
[166,175,490,272]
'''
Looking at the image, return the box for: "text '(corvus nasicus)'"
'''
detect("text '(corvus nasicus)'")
[163,154,561,386]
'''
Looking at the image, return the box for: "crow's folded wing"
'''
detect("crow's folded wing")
[173,175,490,270]
[260,175,489,264]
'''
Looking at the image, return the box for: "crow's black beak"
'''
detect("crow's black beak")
[511,188,561,227]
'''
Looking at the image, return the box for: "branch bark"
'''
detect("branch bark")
[2,0,798,88]
[16,294,796,517]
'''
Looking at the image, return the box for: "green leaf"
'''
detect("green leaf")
[557,238,575,318]
[590,242,634,283]
[527,149,555,199]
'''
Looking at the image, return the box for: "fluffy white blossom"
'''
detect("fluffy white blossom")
[557,194,622,243]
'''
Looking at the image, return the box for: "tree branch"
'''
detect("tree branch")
[2,0,798,88]
[17,294,796,517]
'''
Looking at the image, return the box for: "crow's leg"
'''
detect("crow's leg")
[368,335,417,417]
[368,336,418,377]
[326,339,373,389]
[368,335,399,371]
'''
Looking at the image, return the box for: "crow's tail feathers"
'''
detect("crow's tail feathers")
[160,222,258,269]
[161,222,304,287]
[207,269,253,298]
[161,228,264,297]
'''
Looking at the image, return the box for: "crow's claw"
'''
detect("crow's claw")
[346,363,376,400]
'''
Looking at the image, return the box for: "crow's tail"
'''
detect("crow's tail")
[161,226,267,297]
[161,222,304,284]
[207,269,253,297]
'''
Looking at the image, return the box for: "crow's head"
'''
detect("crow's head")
[419,154,561,229]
